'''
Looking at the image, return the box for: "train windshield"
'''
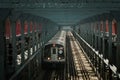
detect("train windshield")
[53,48,56,54]
[44,45,51,57]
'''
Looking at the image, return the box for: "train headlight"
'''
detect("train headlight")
[58,57,61,60]
[58,50,63,54]
[47,57,50,60]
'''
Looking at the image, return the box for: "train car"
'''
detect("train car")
[42,30,66,68]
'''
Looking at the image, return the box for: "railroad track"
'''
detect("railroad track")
[42,68,66,80]
[67,31,99,80]
[66,35,76,80]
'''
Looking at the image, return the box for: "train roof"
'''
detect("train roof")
[45,30,66,46]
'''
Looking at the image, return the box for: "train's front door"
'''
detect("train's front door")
[51,47,58,61]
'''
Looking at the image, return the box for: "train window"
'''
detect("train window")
[53,48,56,54]
[45,49,49,54]
[44,49,50,58]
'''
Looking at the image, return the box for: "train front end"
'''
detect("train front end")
[42,43,65,68]
[42,30,66,68]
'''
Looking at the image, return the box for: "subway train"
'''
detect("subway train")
[42,30,66,68]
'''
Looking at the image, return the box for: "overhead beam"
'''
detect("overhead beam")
[0,0,120,3]
[0,3,120,10]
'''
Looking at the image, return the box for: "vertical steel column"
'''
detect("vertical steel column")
[0,20,5,80]
[85,24,87,42]
[35,23,39,50]
[82,26,84,39]
[88,23,90,44]
[11,20,17,70]
[32,21,35,53]
[93,23,95,48]
[90,23,93,46]
[38,23,40,49]
[91,23,95,63]
[116,22,120,72]
[40,23,44,46]
[98,21,101,53]
[84,25,87,41]
[86,23,88,43]
[94,22,97,50]
[39,22,42,47]
[81,25,85,39]
[100,21,103,55]
[34,22,36,52]
[34,22,38,51]
[90,23,92,46]
[91,23,94,47]
[21,20,25,64]
[28,21,30,58]
[96,22,99,51]
[42,21,46,45]
[97,21,102,76]
[44,21,47,43]
[103,21,106,58]
[95,22,99,72]
[108,20,112,64]
[86,25,88,42]
[28,21,31,80]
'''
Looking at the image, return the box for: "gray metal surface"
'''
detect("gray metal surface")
[0,1,120,25]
